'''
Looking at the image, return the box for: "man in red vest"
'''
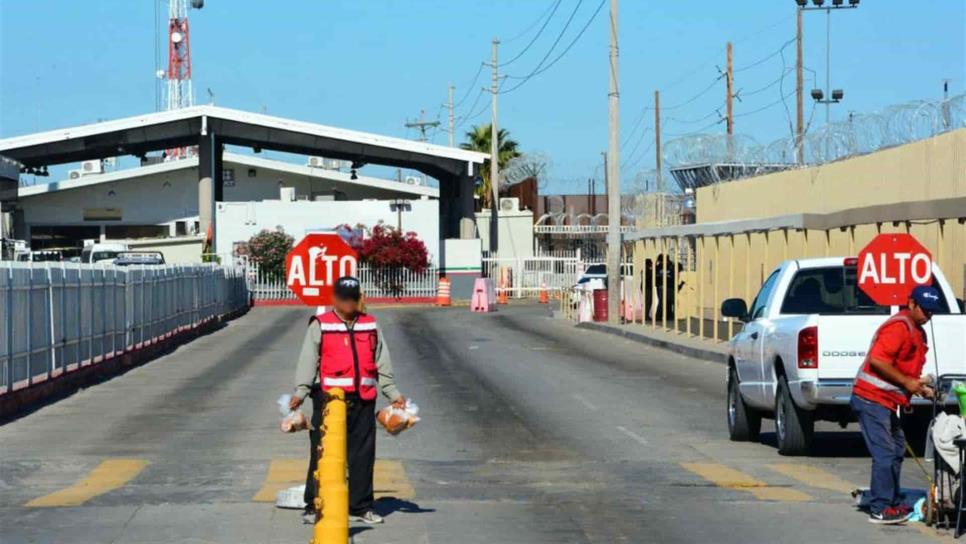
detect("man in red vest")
[290,276,406,525]
[850,285,941,524]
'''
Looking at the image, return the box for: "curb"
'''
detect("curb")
[574,321,728,365]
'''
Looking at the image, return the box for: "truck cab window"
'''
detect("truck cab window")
[749,270,780,320]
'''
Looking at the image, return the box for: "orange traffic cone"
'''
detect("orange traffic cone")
[539,282,549,304]
[497,280,508,304]
[436,277,452,306]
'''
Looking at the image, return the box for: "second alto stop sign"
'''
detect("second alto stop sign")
[285,233,358,306]
[856,233,932,306]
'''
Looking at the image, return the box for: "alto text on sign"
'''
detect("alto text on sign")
[856,234,932,306]
[285,233,358,307]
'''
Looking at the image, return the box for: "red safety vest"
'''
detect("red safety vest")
[315,310,379,401]
[853,311,928,410]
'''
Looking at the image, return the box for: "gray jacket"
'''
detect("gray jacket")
[293,315,401,427]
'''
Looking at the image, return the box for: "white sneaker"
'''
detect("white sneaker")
[301,509,316,525]
[350,510,384,524]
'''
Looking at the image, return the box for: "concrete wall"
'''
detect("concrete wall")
[697,129,966,222]
[215,199,440,266]
[475,208,535,259]
[626,130,966,341]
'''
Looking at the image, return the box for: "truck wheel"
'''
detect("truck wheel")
[728,367,761,441]
[775,378,814,456]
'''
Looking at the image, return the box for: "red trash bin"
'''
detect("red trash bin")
[593,289,608,322]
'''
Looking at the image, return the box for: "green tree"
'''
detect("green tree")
[460,124,521,208]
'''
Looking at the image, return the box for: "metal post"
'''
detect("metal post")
[698,236,705,340]
[448,84,455,147]
[606,0,622,325]
[727,235,734,340]
[796,8,804,165]
[314,388,349,543]
[661,238,668,331]
[713,236,720,342]
[655,90,663,192]
[489,38,500,254]
[684,236,692,336]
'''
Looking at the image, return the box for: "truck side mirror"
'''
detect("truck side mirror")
[721,298,749,322]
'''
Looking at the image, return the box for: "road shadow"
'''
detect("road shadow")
[374,496,435,518]
[349,527,374,537]
[759,431,871,458]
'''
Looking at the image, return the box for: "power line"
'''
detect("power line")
[733,38,795,73]
[504,0,563,43]
[666,106,722,126]
[504,0,587,82]
[500,0,607,95]
[501,0,564,66]
[621,110,648,148]
[661,74,723,111]
[454,88,487,129]
[738,68,793,98]
[734,89,796,118]
[453,63,485,108]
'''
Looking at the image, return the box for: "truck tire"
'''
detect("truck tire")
[775,377,814,456]
[728,367,761,441]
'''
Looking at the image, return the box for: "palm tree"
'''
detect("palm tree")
[460,124,521,208]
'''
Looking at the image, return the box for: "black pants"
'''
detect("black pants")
[304,390,376,515]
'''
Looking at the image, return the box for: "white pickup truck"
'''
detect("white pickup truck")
[721,257,965,456]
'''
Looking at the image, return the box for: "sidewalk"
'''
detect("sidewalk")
[568,316,730,364]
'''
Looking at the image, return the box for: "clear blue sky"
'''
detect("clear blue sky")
[2,1,963,193]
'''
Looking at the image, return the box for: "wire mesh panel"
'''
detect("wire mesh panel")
[0,262,249,398]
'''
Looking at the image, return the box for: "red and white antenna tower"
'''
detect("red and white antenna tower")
[165,0,194,111]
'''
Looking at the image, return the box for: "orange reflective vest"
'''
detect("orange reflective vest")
[853,311,928,411]
[315,310,379,401]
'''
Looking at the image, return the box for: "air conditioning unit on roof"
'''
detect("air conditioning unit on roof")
[69,170,82,180]
[80,160,103,175]
[404,176,423,186]
[499,197,519,212]
[307,156,325,168]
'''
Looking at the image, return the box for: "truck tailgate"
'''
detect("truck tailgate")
[817,314,966,381]
[926,315,966,378]
[816,316,884,380]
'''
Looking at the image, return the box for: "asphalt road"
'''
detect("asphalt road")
[0,304,949,543]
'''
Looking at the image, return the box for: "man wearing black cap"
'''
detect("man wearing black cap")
[289,276,406,525]
[851,285,942,524]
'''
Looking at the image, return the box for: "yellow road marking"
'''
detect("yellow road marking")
[374,459,415,499]
[252,458,415,502]
[681,462,811,502]
[766,463,856,494]
[26,459,149,507]
[252,459,306,502]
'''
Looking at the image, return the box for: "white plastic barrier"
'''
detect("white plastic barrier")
[0,262,249,395]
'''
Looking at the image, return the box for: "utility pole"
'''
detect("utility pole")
[725,41,734,160]
[447,84,456,147]
[796,8,804,164]
[488,38,500,255]
[654,90,662,193]
[404,110,440,142]
[606,0,621,326]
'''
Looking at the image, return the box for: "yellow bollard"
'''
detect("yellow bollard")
[313,388,348,544]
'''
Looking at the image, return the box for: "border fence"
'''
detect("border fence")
[0,262,249,397]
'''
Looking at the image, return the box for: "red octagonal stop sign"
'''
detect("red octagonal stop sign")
[856,233,932,306]
[285,233,358,307]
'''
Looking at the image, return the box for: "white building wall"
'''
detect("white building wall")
[18,158,436,238]
[475,208,535,260]
[216,199,440,266]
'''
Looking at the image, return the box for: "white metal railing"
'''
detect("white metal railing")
[0,261,249,396]
[247,263,440,301]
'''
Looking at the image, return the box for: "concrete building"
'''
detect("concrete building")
[13,152,438,261]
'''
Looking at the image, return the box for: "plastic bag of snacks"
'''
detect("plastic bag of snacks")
[377,399,420,435]
[277,394,308,433]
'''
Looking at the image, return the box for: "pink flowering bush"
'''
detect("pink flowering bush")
[238,228,294,282]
